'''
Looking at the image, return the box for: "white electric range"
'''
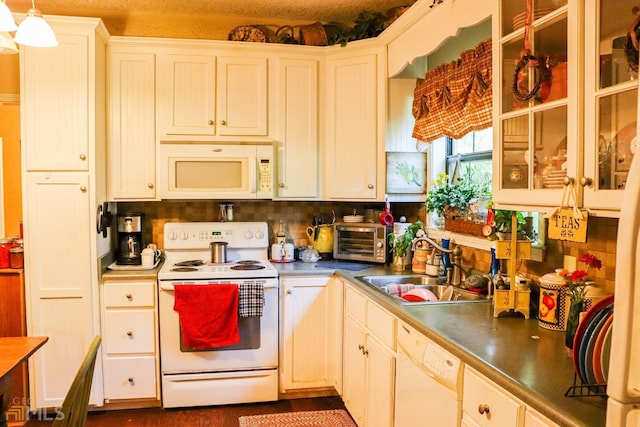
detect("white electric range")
[157,222,279,408]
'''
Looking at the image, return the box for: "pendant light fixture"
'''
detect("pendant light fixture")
[14,0,58,47]
[0,0,17,32]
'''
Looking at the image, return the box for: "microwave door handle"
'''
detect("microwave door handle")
[250,157,257,193]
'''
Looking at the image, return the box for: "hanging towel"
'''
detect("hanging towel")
[173,284,240,349]
[238,282,265,317]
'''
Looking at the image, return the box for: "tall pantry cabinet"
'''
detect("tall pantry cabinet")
[20,16,110,409]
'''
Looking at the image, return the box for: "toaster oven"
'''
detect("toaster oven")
[333,223,390,263]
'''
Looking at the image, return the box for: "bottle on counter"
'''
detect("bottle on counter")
[276,219,286,244]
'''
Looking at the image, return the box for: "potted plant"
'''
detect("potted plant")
[387,221,424,270]
[493,209,527,240]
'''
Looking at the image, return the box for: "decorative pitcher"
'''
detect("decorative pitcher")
[306,224,334,254]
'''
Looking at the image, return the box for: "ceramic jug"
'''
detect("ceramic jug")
[306,224,333,254]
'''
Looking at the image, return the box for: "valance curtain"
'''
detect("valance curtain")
[412,38,493,143]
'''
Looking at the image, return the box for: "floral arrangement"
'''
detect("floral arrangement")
[559,252,603,303]
[425,169,487,217]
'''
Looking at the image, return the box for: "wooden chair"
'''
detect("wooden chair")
[53,336,101,427]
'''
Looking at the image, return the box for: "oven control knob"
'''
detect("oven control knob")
[167,231,177,241]
[255,230,264,239]
[179,231,189,240]
[244,230,254,239]
[377,242,384,248]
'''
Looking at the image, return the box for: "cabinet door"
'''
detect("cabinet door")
[280,276,332,390]
[582,0,638,212]
[21,33,89,171]
[493,1,575,209]
[342,315,367,427]
[275,58,319,199]
[108,51,156,199]
[365,334,395,427]
[325,53,379,200]
[24,173,95,408]
[328,277,344,394]
[157,53,216,136]
[525,408,559,427]
[217,56,268,136]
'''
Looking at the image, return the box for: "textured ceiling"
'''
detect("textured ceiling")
[6,0,417,39]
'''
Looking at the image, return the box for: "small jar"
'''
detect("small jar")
[0,238,12,268]
[10,247,24,269]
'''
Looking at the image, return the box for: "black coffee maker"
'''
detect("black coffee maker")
[117,212,144,265]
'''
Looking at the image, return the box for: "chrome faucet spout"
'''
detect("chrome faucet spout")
[412,236,465,286]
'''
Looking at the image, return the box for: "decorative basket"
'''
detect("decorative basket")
[300,22,328,46]
[444,209,484,237]
[227,25,270,43]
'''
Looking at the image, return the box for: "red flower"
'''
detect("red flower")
[578,252,602,270]
[569,270,588,283]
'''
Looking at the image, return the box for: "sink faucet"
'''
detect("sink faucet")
[411,237,465,286]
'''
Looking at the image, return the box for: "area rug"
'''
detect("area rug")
[238,409,357,427]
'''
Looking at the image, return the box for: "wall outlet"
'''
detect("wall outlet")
[563,255,576,272]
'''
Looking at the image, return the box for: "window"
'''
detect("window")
[446,127,493,193]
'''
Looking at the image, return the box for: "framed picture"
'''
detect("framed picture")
[386,152,427,194]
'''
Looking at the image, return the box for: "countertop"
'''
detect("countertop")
[275,261,607,427]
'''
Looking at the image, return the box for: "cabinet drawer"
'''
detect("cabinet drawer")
[463,367,524,427]
[367,301,395,350]
[103,281,155,307]
[103,356,157,400]
[104,310,156,354]
[345,286,367,325]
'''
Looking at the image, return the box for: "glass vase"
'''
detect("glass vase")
[565,299,584,356]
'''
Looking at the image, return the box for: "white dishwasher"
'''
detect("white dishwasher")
[395,320,464,427]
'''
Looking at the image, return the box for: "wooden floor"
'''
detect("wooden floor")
[23,396,347,427]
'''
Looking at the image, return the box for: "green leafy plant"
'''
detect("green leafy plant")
[494,210,526,233]
[329,11,388,47]
[387,221,424,258]
[425,168,488,217]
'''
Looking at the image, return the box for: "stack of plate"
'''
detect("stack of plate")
[572,295,614,389]
[512,8,556,31]
[343,215,364,223]
[543,170,567,189]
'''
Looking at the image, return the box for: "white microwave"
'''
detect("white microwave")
[158,143,273,199]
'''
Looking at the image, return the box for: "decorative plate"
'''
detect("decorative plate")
[572,295,614,381]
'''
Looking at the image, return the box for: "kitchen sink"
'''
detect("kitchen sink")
[355,275,487,305]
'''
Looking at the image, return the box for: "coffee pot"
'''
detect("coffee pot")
[306,224,333,258]
[116,212,144,265]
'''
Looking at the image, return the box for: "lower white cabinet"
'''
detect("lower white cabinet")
[280,276,342,392]
[342,284,396,427]
[524,408,559,427]
[101,279,159,402]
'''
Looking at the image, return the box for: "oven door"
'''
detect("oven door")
[158,278,279,373]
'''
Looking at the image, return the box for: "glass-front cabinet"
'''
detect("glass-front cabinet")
[583,0,638,212]
[494,0,575,209]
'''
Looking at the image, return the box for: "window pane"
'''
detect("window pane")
[452,133,474,155]
[474,128,493,151]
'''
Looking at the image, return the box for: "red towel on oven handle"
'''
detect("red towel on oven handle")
[173,284,241,349]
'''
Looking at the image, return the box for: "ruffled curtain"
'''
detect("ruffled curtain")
[412,38,492,143]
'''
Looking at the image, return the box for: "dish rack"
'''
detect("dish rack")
[565,373,607,398]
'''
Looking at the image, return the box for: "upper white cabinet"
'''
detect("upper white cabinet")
[324,46,385,200]
[156,52,268,139]
[274,57,319,199]
[107,44,156,200]
[582,0,638,213]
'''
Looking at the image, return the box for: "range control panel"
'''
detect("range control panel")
[163,222,269,250]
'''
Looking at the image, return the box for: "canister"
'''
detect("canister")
[10,247,24,269]
[538,271,569,331]
[0,238,11,268]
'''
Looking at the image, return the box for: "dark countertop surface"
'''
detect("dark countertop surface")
[275,261,607,427]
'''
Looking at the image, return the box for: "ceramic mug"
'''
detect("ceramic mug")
[146,244,162,259]
[283,243,295,261]
[141,248,156,266]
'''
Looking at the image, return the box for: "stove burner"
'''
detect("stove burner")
[230,264,266,271]
[174,260,205,267]
[236,260,261,265]
[171,267,198,272]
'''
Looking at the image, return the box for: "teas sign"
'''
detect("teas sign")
[548,208,588,242]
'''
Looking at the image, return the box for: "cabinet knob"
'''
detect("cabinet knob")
[208,120,214,125]
[580,177,593,187]
[125,293,133,301]
[220,120,227,126]
[367,184,374,189]
[562,176,574,186]
[279,183,285,188]
[126,331,133,337]
[80,186,87,193]
[128,377,134,384]
[358,344,365,354]
[286,289,293,294]
[363,349,369,356]
[79,153,86,161]
[148,183,154,189]
[478,404,490,415]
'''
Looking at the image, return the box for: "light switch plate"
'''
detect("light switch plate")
[563,255,576,272]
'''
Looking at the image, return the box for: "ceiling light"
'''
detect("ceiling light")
[0,0,17,32]
[14,2,57,48]
[0,31,18,54]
